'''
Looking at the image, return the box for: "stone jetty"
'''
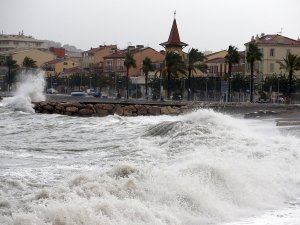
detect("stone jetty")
[32,98,300,118]
[33,101,191,117]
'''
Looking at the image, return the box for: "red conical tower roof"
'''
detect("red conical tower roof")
[160,18,188,48]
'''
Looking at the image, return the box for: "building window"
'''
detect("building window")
[214,66,218,73]
[106,60,112,70]
[286,49,291,57]
[63,62,68,65]
[260,48,264,55]
[270,48,275,57]
[270,63,274,73]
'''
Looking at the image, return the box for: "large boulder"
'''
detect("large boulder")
[136,105,148,115]
[168,106,179,115]
[123,105,137,116]
[94,104,113,114]
[65,106,79,113]
[96,109,109,117]
[71,102,84,109]
[79,108,94,116]
[148,106,161,115]
[55,104,65,113]
[115,106,124,116]
[48,102,57,107]
[101,104,114,111]
[43,104,54,113]
[160,106,170,115]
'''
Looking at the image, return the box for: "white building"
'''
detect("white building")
[0,31,48,52]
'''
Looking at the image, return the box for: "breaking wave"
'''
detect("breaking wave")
[2,70,45,113]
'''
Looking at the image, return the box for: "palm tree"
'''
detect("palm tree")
[186,48,207,101]
[4,56,19,90]
[22,56,37,70]
[164,51,186,100]
[277,53,300,102]
[246,42,263,102]
[142,57,154,99]
[225,45,240,102]
[124,51,136,99]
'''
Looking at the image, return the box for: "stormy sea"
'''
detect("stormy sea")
[0,72,300,225]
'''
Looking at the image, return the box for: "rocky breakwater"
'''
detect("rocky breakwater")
[33,101,190,117]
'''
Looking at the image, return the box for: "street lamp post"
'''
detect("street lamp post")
[206,76,209,101]
[135,76,138,99]
[214,76,217,101]
[229,75,233,102]
[114,74,117,96]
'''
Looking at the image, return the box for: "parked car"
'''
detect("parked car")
[71,91,86,96]
[46,88,58,94]
[256,98,271,103]
[86,89,95,95]
[92,92,101,97]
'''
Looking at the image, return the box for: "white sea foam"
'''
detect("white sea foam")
[2,70,45,113]
[0,109,300,224]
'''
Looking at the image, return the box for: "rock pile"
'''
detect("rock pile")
[33,101,190,117]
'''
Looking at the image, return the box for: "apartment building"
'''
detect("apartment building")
[103,46,165,77]
[0,31,48,52]
[43,58,80,75]
[205,50,245,77]
[245,34,300,77]
[0,48,55,67]
[82,45,117,69]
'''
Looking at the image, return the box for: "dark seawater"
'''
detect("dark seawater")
[0,73,300,225]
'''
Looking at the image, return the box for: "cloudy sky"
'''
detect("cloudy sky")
[1,0,300,52]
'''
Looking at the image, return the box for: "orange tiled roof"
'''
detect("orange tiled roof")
[103,50,127,59]
[103,47,155,59]
[247,34,300,45]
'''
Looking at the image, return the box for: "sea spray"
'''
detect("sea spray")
[0,109,300,224]
[2,70,46,113]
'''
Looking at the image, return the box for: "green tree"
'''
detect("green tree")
[186,48,207,100]
[142,57,155,99]
[225,45,240,101]
[246,42,263,102]
[277,53,300,101]
[95,74,113,93]
[0,56,5,66]
[4,56,19,90]
[68,73,83,90]
[164,51,186,100]
[124,51,136,99]
[22,56,37,70]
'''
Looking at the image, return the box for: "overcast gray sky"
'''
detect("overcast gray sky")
[1,0,300,52]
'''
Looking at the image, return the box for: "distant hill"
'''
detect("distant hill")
[44,40,82,53]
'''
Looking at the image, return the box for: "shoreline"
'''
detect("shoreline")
[1,94,300,121]
[35,95,300,119]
